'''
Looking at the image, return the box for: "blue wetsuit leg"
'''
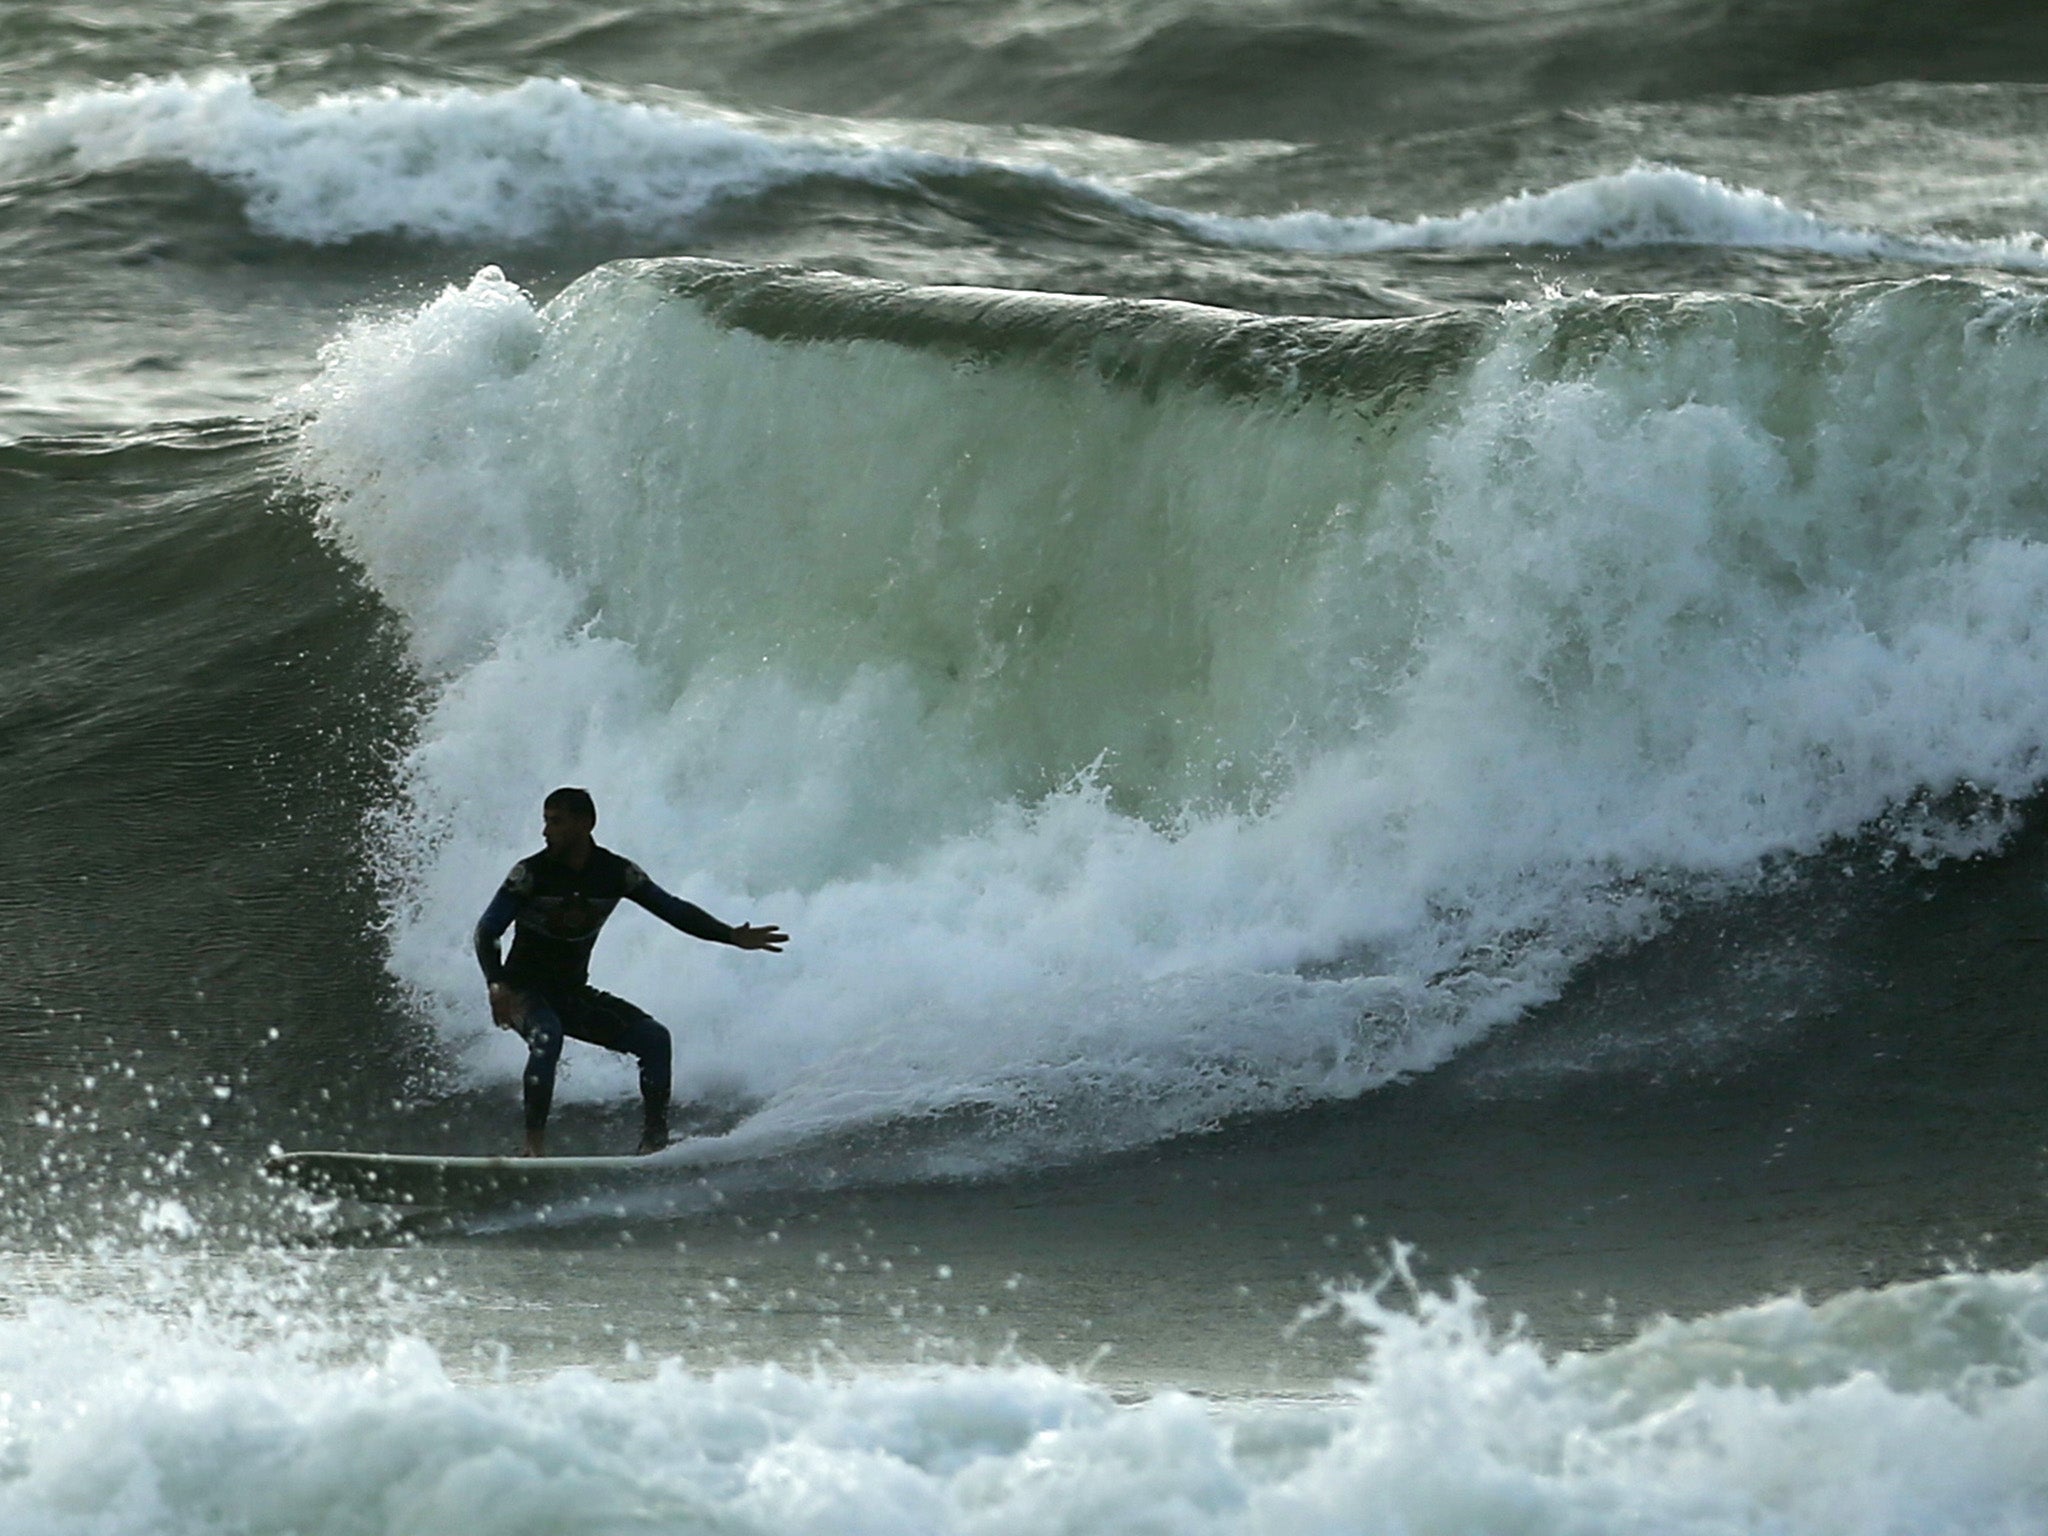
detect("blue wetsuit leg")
[565,988,672,1141]
[518,987,672,1142]
[518,994,568,1137]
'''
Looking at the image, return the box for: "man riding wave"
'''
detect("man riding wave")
[473,787,788,1156]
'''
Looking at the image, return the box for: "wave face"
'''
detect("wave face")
[291,259,2048,1175]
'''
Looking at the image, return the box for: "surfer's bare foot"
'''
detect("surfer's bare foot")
[521,1130,546,1158]
[635,1130,668,1156]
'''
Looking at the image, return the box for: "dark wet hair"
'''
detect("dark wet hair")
[543,786,597,824]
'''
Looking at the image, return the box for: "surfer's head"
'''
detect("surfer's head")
[542,786,597,859]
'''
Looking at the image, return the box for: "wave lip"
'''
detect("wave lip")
[10,74,2048,272]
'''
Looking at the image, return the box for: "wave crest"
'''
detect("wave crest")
[8,75,2048,270]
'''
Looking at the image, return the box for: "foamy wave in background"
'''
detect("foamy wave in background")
[290,261,2048,1170]
[0,74,945,244]
[8,74,2048,268]
[6,1257,2047,1536]
[1193,163,2048,266]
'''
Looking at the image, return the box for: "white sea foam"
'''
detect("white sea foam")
[7,73,2048,267]
[4,1256,2046,1535]
[292,264,2048,1167]
[0,73,943,244]
[1186,161,2048,267]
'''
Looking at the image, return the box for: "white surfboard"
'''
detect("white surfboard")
[265,1144,738,1207]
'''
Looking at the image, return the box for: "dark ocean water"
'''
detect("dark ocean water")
[7,4,2048,1532]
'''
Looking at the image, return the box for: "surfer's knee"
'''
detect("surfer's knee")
[523,1016,564,1067]
[631,1018,671,1070]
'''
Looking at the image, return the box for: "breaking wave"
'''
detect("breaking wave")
[287,258,2048,1174]
[7,75,2047,269]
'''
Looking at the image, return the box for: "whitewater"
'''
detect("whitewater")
[5,1248,2048,1536]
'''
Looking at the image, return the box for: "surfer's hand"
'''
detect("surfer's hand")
[488,982,528,1029]
[729,923,789,952]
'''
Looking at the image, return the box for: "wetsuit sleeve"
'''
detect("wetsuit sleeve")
[473,863,530,984]
[623,864,736,944]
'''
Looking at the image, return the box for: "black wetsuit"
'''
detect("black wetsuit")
[473,844,734,1144]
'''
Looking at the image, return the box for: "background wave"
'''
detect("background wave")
[9,74,2048,274]
[10,0,2048,142]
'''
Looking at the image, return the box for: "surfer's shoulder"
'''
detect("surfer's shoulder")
[592,844,648,893]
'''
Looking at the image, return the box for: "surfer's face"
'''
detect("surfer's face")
[542,802,595,859]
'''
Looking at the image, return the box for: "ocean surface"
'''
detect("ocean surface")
[8,2,2048,1531]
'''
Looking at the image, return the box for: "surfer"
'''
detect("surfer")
[473,787,788,1157]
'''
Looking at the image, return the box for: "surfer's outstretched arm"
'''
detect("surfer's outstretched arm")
[628,876,788,951]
